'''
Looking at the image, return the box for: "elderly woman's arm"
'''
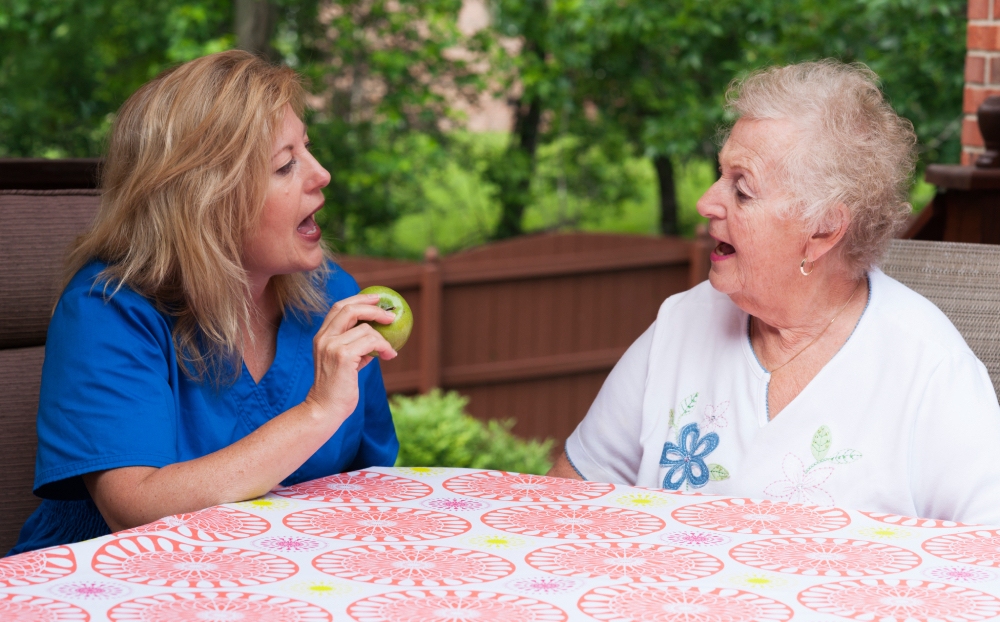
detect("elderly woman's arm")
[546,325,654,484]
[82,295,395,532]
[909,353,1000,525]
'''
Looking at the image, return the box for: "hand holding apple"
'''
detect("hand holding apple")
[359,286,413,353]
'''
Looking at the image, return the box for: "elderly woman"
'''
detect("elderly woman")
[549,60,1000,525]
[9,51,399,555]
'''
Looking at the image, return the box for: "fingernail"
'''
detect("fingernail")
[367,294,380,301]
[385,312,395,320]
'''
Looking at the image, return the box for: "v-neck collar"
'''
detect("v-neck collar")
[740,272,875,424]
[237,311,308,420]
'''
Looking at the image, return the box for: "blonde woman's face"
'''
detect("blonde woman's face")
[243,105,331,283]
[696,118,809,311]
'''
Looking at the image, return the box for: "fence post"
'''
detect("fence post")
[418,247,442,392]
[688,224,713,289]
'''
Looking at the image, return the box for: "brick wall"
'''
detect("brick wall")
[963,0,1000,164]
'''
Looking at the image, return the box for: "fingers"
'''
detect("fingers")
[319,295,396,337]
[340,324,397,361]
[315,323,397,372]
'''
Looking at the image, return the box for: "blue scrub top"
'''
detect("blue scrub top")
[9,261,398,556]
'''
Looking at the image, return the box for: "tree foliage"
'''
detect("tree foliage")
[487,0,966,235]
[0,0,231,157]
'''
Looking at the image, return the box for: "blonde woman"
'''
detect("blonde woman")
[9,51,399,555]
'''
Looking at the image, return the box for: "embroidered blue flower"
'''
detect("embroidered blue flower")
[660,423,719,490]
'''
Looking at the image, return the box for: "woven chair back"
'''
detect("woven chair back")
[0,189,101,554]
[881,238,1000,399]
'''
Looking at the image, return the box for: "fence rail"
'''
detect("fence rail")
[339,231,710,445]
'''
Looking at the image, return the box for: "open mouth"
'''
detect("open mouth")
[714,241,735,257]
[297,213,319,237]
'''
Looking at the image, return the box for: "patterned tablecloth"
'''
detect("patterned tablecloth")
[3,467,1000,621]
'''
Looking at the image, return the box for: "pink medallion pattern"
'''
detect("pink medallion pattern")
[506,576,582,595]
[0,593,90,621]
[862,511,967,529]
[273,470,433,503]
[0,546,76,588]
[106,591,332,621]
[252,536,326,553]
[577,584,794,621]
[313,544,515,586]
[729,537,921,576]
[926,566,996,583]
[92,535,297,588]
[123,506,270,542]
[481,504,665,540]
[798,579,1000,620]
[442,471,614,502]
[283,506,471,542]
[672,498,851,535]
[347,589,568,622]
[421,498,490,512]
[525,542,723,582]
[660,531,731,547]
[922,530,1000,567]
[50,581,130,601]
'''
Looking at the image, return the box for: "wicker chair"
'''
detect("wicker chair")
[881,238,1000,398]
[0,189,101,554]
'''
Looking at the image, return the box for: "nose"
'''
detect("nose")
[696,178,726,221]
[305,151,332,191]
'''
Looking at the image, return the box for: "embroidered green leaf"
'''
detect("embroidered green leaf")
[668,408,676,430]
[828,449,862,465]
[708,464,730,481]
[811,425,832,461]
[680,393,699,417]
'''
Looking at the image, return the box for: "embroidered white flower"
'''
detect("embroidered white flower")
[763,454,835,506]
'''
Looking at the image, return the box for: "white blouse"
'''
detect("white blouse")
[566,269,1000,525]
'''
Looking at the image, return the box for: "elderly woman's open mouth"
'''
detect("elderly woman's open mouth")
[712,241,736,260]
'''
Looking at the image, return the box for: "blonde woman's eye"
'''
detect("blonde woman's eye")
[277,159,296,175]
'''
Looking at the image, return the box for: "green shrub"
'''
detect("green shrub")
[390,390,555,475]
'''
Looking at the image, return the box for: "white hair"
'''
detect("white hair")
[725,60,918,273]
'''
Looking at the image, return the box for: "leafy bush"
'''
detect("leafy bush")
[390,390,554,475]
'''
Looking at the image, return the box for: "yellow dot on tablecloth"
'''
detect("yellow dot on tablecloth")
[289,581,354,597]
[396,467,447,476]
[463,534,529,549]
[232,497,294,511]
[728,573,789,589]
[856,526,912,540]
[614,492,672,508]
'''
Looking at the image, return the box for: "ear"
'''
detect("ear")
[804,202,851,263]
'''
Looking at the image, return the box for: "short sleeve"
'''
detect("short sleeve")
[565,324,653,485]
[347,359,399,470]
[34,267,179,500]
[910,352,1000,525]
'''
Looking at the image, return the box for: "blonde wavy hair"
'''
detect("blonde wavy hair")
[65,50,331,382]
[724,60,918,274]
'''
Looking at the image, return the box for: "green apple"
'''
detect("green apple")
[359,285,413,352]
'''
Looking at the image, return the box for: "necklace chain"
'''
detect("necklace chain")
[752,279,864,374]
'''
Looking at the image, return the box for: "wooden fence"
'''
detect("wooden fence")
[339,231,712,446]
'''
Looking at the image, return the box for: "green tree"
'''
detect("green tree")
[281,0,491,254]
[0,0,231,158]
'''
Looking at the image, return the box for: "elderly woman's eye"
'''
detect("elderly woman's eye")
[276,159,295,175]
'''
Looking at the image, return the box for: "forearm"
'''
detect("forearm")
[546,451,584,480]
[87,399,343,531]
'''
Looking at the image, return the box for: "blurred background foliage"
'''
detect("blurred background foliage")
[391,390,554,473]
[0,0,964,257]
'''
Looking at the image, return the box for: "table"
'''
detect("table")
[2,467,1000,621]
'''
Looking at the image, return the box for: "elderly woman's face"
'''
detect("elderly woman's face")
[696,118,809,304]
[243,105,331,282]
